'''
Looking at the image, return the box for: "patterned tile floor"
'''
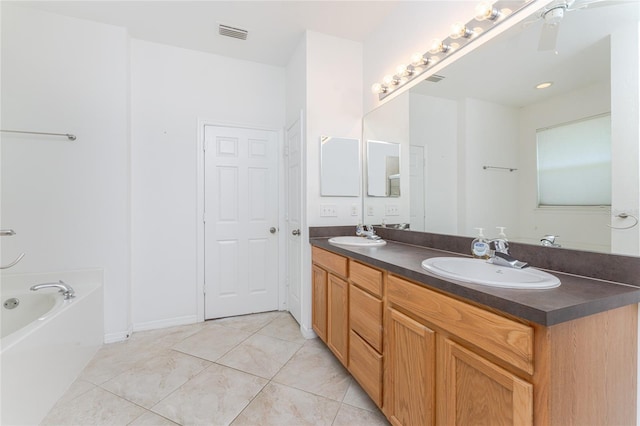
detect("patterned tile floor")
[42,311,389,425]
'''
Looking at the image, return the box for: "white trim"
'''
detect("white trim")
[299,323,317,340]
[104,325,133,344]
[196,118,286,322]
[132,315,199,333]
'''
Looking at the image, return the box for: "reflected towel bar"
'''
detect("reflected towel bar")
[1,129,77,141]
[483,165,517,172]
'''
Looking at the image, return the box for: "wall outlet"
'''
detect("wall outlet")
[351,204,359,216]
[320,204,338,217]
[385,204,400,216]
[367,206,374,216]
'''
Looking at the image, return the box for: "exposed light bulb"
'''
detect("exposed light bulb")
[383,74,399,86]
[396,64,408,76]
[450,22,473,39]
[371,83,384,94]
[411,52,428,67]
[475,2,500,21]
[428,39,449,54]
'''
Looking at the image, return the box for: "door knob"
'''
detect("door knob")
[270,227,277,234]
[292,229,301,236]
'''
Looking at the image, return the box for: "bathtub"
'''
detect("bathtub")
[1,269,104,425]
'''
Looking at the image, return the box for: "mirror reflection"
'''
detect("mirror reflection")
[367,140,401,197]
[362,2,640,256]
[320,136,360,197]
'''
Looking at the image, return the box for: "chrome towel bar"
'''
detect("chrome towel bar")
[1,129,76,141]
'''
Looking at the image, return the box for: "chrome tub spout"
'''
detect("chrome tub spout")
[30,280,76,300]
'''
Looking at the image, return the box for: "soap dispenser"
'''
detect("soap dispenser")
[471,228,490,259]
[496,226,508,240]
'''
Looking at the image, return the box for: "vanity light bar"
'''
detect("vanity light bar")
[371,1,526,100]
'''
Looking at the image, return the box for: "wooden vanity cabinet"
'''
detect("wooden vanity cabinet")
[348,260,384,407]
[311,247,349,366]
[311,245,637,426]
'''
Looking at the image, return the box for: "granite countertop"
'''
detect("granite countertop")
[310,238,640,326]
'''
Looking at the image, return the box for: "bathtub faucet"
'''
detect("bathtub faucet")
[30,280,75,300]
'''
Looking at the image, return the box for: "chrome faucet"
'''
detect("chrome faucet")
[488,238,528,269]
[30,280,75,300]
[540,235,561,247]
[356,224,381,240]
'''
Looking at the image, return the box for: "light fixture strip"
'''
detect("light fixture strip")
[374,0,527,101]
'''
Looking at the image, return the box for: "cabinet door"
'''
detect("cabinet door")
[327,274,349,366]
[385,308,436,426]
[311,265,328,342]
[438,337,533,426]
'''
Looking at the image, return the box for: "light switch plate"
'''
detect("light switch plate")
[385,204,400,216]
[320,204,338,217]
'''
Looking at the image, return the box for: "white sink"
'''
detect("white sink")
[328,236,387,247]
[421,257,560,289]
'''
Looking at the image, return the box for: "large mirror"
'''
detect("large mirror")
[363,1,640,255]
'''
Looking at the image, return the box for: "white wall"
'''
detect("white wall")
[461,98,520,240]
[300,30,363,334]
[130,39,285,331]
[611,23,640,256]
[517,82,611,252]
[1,5,131,342]
[305,31,364,227]
[410,93,458,235]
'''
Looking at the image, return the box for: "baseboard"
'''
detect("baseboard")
[299,323,318,339]
[132,315,199,333]
[104,325,133,344]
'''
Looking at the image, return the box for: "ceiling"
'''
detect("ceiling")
[10,0,400,67]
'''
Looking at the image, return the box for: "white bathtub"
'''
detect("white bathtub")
[0,269,104,425]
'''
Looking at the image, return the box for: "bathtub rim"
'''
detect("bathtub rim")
[1,268,103,354]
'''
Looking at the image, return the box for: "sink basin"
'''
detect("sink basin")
[421,257,560,289]
[328,236,386,247]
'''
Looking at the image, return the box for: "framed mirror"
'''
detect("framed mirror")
[320,136,360,197]
[362,1,640,256]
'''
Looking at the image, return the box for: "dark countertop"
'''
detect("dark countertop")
[310,238,640,326]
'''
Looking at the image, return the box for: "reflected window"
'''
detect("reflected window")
[536,114,611,206]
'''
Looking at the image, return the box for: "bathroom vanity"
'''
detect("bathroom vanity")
[310,237,639,426]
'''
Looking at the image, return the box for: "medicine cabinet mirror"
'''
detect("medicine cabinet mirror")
[362,2,639,256]
[320,136,360,197]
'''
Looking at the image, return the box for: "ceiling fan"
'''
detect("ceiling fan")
[528,0,629,51]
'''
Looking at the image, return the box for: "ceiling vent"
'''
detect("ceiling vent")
[218,24,248,41]
[425,74,445,83]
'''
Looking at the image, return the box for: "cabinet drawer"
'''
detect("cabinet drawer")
[387,275,534,375]
[350,260,383,297]
[349,330,383,408]
[312,247,348,277]
[350,284,383,352]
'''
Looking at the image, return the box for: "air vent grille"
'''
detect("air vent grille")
[219,24,248,41]
[425,74,445,83]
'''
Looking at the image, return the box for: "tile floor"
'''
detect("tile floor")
[42,311,390,426]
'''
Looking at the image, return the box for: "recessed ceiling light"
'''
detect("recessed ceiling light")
[536,81,553,90]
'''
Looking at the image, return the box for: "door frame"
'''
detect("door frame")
[196,118,286,322]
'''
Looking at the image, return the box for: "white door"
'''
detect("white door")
[410,145,426,231]
[286,115,303,324]
[204,125,279,319]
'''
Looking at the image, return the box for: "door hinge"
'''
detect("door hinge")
[283,145,289,158]
[203,211,206,223]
